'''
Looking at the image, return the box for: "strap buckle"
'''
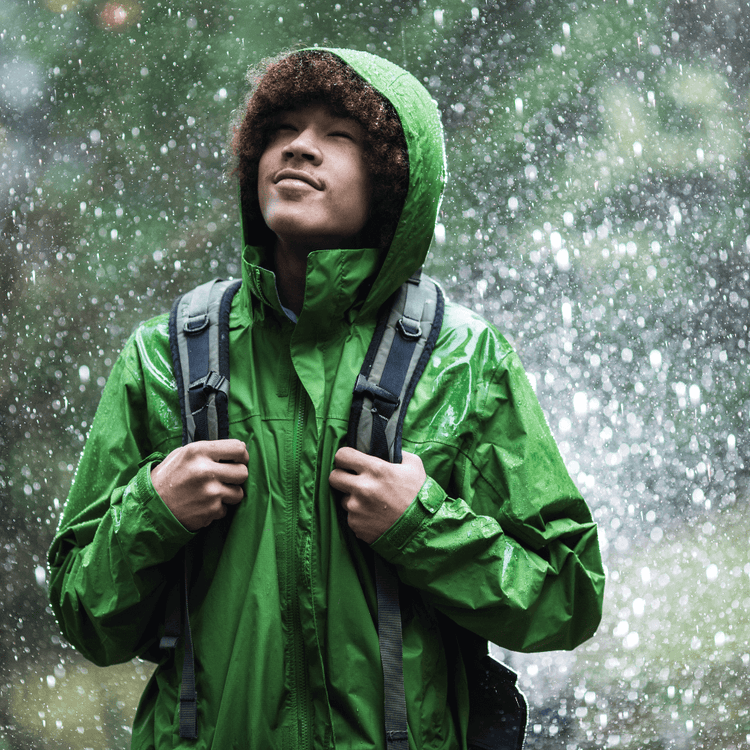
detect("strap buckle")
[353,374,400,406]
[183,315,209,335]
[189,371,229,397]
[396,318,421,341]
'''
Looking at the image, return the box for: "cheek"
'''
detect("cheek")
[256,157,273,214]
[353,169,373,223]
[339,155,371,216]
[257,183,270,215]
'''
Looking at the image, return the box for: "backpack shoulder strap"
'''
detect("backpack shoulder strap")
[348,270,444,750]
[349,273,528,750]
[161,276,241,740]
[169,277,242,444]
[348,270,444,463]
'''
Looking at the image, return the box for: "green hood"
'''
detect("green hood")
[240,48,447,322]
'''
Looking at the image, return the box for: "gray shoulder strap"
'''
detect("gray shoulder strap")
[169,277,241,444]
[347,271,444,750]
[164,276,241,740]
[349,271,444,463]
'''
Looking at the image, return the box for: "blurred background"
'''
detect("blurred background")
[1,0,749,747]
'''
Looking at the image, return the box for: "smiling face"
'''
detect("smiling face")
[257,104,373,255]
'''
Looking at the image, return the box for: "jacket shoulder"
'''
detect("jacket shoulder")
[118,312,173,376]
[105,311,181,446]
[407,296,520,450]
[436,297,515,366]
[130,311,171,348]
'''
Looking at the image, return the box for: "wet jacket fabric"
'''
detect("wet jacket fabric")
[48,48,604,750]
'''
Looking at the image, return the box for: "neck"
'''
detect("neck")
[273,240,309,316]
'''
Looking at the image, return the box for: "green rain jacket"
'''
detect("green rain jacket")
[49,49,604,750]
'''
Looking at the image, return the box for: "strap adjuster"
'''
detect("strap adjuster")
[183,315,209,335]
[396,318,421,340]
[353,374,400,406]
[189,371,229,396]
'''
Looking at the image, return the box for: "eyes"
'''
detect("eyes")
[270,120,360,143]
[330,130,356,140]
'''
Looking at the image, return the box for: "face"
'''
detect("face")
[257,104,372,254]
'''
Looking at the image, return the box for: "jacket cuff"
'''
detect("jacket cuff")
[371,476,446,561]
[123,458,196,549]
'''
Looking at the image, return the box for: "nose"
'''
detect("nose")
[283,127,322,164]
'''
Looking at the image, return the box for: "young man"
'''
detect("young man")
[49,49,605,749]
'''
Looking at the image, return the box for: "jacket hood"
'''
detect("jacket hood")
[239,48,447,322]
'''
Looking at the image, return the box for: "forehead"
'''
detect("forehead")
[275,102,364,129]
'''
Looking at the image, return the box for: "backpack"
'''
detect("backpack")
[161,274,528,748]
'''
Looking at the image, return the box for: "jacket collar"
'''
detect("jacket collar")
[238,242,382,331]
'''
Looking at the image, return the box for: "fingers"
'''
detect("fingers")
[152,440,250,531]
[180,440,249,485]
[333,446,377,473]
[334,447,420,472]
[338,491,363,515]
[209,478,245,506]
[213,460,249,487]
[330,447,425,540]
[183,477,245,530]
[222,478,245,503]
[328,467,359,494]
[192,438,249,465]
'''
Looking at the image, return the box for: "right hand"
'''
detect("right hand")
[150,439,249,531]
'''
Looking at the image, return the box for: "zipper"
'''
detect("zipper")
[288,377,311,748]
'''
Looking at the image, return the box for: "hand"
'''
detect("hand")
[151,439,249,531]
[329,448,426,544]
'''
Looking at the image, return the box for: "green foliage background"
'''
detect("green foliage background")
[1,0,749,747]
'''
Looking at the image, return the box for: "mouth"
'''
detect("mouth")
[274,169,323,190]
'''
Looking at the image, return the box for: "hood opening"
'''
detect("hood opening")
[230,48,447,318]
[230,49,410,256]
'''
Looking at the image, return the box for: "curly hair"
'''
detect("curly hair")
[231,50,409,251]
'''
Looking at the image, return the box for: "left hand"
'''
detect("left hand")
[329,447,426,544]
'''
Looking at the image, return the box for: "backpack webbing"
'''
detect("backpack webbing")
[170,277,241,444]
[161,277,241,740]
[348,271,443,463]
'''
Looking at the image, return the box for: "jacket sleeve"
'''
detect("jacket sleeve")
[47,332,194,666]
[371,340,605,653]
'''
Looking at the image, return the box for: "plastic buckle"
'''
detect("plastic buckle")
[189,372,228,396]
[396,318,421,341]
[354,374,399,406]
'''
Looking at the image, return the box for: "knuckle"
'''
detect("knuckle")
[185,442,201,456]
[361,479,378,500]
